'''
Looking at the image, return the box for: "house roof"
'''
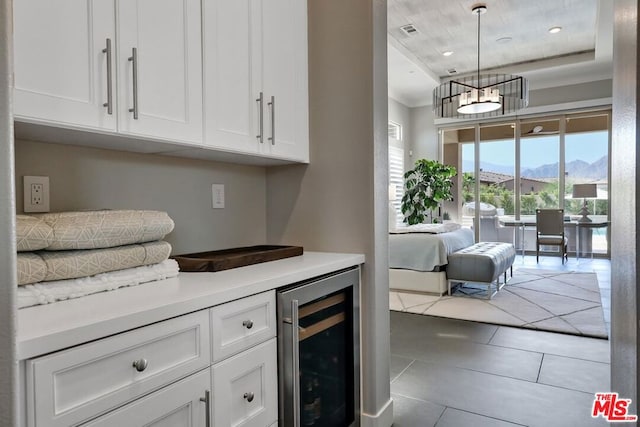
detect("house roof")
[478,171,547,185]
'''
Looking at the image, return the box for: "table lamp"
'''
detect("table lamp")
[572,183,597,223]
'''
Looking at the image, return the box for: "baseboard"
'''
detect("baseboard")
[361,397,394,427]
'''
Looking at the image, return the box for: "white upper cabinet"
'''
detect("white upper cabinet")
[116,0,202,143]
[261,0,309,161]
[14,0,307,163]
[13,0,116,131]
[203,0,261,154]
[13,0,202,144]
[203,0,309,162]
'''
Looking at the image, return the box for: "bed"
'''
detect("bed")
[389,223,475,294]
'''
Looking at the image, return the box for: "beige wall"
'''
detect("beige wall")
[409,105,438,162]
[528,79,612,108]
[266,0,392,424]
[14,140,267,255]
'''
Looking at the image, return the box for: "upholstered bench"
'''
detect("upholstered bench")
[447,242,516,299]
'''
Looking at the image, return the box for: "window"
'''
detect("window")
[388,121,404,226]
[388,121,402,141]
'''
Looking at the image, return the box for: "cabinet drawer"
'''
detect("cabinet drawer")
[82,368,210,427]
[212,338,278,427]
[210,290,276,362]
[26,310,210,427]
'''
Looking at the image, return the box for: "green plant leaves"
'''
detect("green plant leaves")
[401,159,457,225]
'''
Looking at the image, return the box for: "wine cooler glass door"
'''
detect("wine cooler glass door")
[278,268,360,427]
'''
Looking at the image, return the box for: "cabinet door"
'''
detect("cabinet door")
[26,310,210,427]
[212,338,278,427]
[203,0,261,154]
[261,0,309,162]
[13,0,116,130]
[117,0,202,143]
[82,369,210,427]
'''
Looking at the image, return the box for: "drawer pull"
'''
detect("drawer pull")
[242,320,254,329]
[243,392,255,403]
[132,358,148,372]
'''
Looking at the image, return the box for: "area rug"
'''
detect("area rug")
[389,268,608,339]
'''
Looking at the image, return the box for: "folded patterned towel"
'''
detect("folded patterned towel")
[33,210,175,250]
[17,241,172,285]
[16,215,53,252]
[18,259,180,309]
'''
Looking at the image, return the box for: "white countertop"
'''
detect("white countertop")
[18,251,364,360]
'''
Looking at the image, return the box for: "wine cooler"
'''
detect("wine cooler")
[277,267,360,427]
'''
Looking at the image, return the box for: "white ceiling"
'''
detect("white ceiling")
[388,0,614,107]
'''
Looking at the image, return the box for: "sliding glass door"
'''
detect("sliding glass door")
[441,110,611,257]
[477,123,515,242]
[564,113,610,255]
[519,119,561,214]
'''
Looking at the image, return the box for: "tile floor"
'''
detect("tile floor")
[390,255,611,427]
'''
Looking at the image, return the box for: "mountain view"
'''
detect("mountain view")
[464,155,608,181]
[522,155,608,180]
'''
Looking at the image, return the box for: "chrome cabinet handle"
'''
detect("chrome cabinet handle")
[102,38,113,115]
[200,390,211,427]
[268,95,275,145]
[243,392,255,402]
[292,299,300,427]
[128,47,139,119]
[256,92,264,143]
[132,358,148,372]
[242,319,253,329]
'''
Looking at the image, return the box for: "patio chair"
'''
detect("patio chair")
[536,208,568,264]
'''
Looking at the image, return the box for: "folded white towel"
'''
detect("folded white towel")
[18,259,179,309]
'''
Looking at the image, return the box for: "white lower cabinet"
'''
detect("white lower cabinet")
[82,368,211,427]
[23,291,278,427]
[212,338,278,427]
[25,310,210,427]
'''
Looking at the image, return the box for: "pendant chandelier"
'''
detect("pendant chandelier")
[433,4,529,119]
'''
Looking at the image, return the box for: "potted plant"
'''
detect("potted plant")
[401,159,457,225]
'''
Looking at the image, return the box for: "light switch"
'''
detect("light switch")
[212,184,225,209]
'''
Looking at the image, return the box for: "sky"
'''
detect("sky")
[461,131,608,172]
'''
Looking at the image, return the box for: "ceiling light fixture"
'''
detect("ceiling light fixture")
[548,26,562,34]
[442,51,454,56]
[433,4,529,118]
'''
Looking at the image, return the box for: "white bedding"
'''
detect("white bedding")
[389,227,474,271]
[390,222,461,234]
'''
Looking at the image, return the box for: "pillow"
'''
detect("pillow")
[16,215,53,252]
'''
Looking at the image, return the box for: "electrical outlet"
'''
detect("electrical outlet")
[24,176,50,213]
[212,184,225,209]
[31,183,44,205]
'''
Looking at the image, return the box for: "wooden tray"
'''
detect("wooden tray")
[172,245,303,272]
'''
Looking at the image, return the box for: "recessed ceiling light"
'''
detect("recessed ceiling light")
[442,51,454,57]
[548,26,562,34]
[496,37,512,44]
